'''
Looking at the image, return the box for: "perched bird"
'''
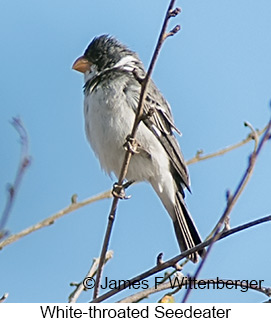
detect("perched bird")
[72,35,203,262]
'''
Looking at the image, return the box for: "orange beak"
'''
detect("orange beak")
[72,56,92,73]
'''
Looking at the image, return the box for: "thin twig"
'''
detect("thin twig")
[182,118,271,303]
[186,125,267,166]
[92,0,181,300]
[137,213,271,303]
[0,190,112,250]
[90,214,271,303]
[119,280,174,303]
[119,277,271,303]
[68,250,113,303]
[0,293,9,303]
[0,118,31,239]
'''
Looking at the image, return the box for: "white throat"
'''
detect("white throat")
[84,55,137,84]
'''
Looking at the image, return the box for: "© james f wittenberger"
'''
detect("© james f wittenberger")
[83,275,264,293]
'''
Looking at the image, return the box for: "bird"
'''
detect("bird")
[72,35,204,262]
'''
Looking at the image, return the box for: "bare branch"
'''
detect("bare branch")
[119,277,271,303]
[0,118,31,240]
[119,280,173,303]
[163,25,181,40]
[182,118,271,303]
[69,250,113,303]
[0,293,9,303]
[92,0,181,300]
[186,124,268,166]
[243,121,259,152]
[0,190,112,250]
[90,214,271,303]
[168,7,181,17]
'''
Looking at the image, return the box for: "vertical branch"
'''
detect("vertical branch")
[69,250,113,303]
[182,118,271,303]
[0,118,31,239]
[92,0,181,300]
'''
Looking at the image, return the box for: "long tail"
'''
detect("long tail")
[173,191,205,263]
[150,178,205,263]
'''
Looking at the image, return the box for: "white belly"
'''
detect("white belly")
[84,86,171,184]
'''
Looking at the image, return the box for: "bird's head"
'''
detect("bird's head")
[72,35,137,76]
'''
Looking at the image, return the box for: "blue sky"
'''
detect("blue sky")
[1,0,271,303]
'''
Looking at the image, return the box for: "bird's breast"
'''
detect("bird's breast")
[83,82,170,183]
[84,85,136,176]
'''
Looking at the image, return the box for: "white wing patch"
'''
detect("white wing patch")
[151,124,162,137]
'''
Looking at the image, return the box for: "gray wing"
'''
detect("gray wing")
[144,80,190,191]
[125,75,190,192]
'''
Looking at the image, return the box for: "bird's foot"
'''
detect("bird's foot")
[123,135,139,154]
[112,180,135,199]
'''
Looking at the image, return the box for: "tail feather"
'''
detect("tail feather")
[174,192,205,263]
[150,178,204,263]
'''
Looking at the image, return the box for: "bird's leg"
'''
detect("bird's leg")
[123,135,139,154]
[112,180,135,199]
